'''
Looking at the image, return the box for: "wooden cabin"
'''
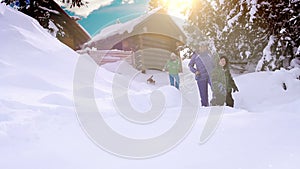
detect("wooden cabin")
[84,8,186,71]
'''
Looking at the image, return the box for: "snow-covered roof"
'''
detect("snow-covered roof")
[84,7,188,62]
[90,7,188,44]
[92,8,162,42]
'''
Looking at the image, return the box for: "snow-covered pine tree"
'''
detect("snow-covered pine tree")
[218,0,266,71]
[185,0,216,49]
[256,0,300,71]
[186,0,261,72]
[61,0,85,8]
[186,0,299,72]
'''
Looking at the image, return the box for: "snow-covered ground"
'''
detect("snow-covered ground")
[1,4,300,169]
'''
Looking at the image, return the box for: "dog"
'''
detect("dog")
[147,75,155,85]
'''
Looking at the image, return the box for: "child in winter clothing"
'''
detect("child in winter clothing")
[221,56,239,107]
[163,53,181,89]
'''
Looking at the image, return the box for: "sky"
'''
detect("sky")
[56,0,150,36]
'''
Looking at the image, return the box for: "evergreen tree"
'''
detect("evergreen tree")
[61,0,85,8]
[2,0,87,37]
[256,0,300,71]
[186,0,300,72]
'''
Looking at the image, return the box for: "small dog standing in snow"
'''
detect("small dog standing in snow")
[147,75,155,85]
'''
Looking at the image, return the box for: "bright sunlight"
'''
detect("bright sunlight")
[161,0,194,18]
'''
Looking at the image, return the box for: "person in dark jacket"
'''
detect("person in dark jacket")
[220,56,239,107]
[188,42,214,107]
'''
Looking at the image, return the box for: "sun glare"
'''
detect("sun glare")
[161,0,194,19]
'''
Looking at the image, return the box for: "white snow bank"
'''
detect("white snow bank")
[234,68,300,112]
[0,3,5,15]
[0,4,78,88]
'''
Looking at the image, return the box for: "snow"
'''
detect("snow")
[1,4,300,169]
[290,58,300,68]
[245,50,251,58]
[54,0,114,17]
[90,7,161,42]
[54,0,135,17]
[234,68,300,112]
[224,0,258,29]
[48,20,59,37]
[70,15,81,21]
[39,6,60,15]
[226,4,242,29]
[122,0,135,5]
[0,2,5,15]
[256,35,276,71]
[248,0,258,22]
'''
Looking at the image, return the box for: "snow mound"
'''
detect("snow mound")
[39,93,73,107]
[234,68,300,112]
[0,3,5,15]
[158,86,182,107]
[1,73,65,91]
[0,4,78,89]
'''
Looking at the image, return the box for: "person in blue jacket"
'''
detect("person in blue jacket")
[188,42,214,107]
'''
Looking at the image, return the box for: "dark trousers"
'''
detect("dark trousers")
[197,78,209,107]
[226,92,234,107]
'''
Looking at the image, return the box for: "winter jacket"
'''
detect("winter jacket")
[210,61,238,106]
[210,61,227,105]
[223,67,238,93]
[164,59,181,75]
[188,51,214,81]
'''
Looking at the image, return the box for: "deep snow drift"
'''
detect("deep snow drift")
[1,4,300,169]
